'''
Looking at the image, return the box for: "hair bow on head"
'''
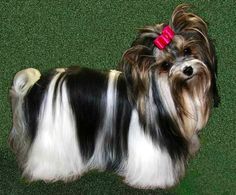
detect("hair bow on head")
[153,26,175,50]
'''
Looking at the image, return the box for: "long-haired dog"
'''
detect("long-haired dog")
[9,5,219,189]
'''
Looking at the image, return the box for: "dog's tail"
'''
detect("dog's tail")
[9,68,41,157]
[11,68,41,98]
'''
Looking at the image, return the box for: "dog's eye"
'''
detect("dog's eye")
[161,61,172,71]
[183,47,192,56]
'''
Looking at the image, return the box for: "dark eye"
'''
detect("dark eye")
[183,47,192,56]
[161,61,172,71]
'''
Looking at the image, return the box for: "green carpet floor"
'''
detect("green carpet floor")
[1,0,235,194]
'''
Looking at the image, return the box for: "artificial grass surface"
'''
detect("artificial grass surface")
[0,0,235,194]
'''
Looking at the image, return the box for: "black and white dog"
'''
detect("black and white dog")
[9,5,219,189]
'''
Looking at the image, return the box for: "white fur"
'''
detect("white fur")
[123,110,177,189]
[24,71,84,181]
[145,81,158,127]
[156,75,178,120]
[89,70,121,169]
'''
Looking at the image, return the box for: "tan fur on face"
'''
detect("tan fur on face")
[170,60,212,138]
[119,4,217,140]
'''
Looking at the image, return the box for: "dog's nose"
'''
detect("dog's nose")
[183,66,193,76]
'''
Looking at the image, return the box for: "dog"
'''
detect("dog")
[9,4,219,189]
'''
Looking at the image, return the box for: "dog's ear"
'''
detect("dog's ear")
[119,45,155,98]
[208,40,220,107]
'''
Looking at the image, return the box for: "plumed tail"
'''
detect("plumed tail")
[9,68,41,159]
[11,68,41,97]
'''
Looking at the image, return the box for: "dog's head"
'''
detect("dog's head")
[120,4,219,139]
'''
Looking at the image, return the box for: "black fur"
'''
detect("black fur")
[24,71,55,141]
[65,67,108,161]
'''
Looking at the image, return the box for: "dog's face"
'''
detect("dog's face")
[120,5,219,139]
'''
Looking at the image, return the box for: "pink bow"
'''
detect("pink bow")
[153,26,175,50]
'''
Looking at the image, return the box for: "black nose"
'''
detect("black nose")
[183,66,193,76]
